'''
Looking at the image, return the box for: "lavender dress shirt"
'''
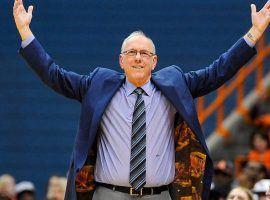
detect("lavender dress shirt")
[94,80,177,187]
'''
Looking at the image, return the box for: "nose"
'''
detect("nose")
[135,52,142,60]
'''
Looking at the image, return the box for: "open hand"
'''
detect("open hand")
[251,0,270,34]
[13,0,33,40]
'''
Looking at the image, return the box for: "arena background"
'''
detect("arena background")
[0,0,266,198]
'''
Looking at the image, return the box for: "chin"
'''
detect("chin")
[133,79,148,87]
[127,72,150,86]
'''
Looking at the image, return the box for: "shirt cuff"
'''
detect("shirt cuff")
[21,35,35,48]
[243,37,255,48]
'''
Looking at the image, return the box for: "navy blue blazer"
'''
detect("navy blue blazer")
[20,38,256,200]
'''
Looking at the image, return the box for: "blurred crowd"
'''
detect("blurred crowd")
[0,175,66,200]
[210,91,270,200]
[210,159,270,200]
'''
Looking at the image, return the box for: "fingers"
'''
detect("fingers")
[13,0,33,17]
[13,0,25,15]
[251,4,256,14]
[13,0,21,14]
[13,0,23,10]
[28,5,33,16]
[18,4,25,15]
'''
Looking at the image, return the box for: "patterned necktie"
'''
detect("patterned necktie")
[129,87,146,190]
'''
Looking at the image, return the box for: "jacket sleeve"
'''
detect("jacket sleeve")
[183,38,257,98]
[19,38,98,102]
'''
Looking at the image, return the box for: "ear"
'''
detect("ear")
[151,55,158,70]
[119,54,124,69]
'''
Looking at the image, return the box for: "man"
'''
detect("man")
[13,0,270,199]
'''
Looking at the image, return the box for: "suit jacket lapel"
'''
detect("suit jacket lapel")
[90,74,125,137]
[151,73,209,154]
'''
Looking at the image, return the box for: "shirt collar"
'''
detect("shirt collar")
[125,79,153,96]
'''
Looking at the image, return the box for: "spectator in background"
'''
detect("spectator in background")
[246,162,268,180]
[236,162,268,190]
[46,176,67,200]
[252,179,270,200]
[209,160,234,199]
[0,174,16,200]
[15,181,36,200]
[236,172,255,190]
[226,187,254,200]
[248,130,270,173]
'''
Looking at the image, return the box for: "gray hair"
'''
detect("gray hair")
[121,31,156,54]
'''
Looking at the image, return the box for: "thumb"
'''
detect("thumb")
[28,5,33,15]
[251,4,256,14]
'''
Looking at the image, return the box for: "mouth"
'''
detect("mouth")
[132,66,144,69]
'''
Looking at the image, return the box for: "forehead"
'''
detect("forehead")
[124,35,153,51]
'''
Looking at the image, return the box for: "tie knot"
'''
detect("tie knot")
[134,88,144,95]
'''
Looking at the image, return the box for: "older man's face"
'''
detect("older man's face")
[119,35,157,87]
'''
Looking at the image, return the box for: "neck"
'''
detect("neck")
[131,79,149,87]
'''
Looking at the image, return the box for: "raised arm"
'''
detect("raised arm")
[244,0,270,45]
[13,0,94,102]
[185,1,270,98]
[13,0,33,40]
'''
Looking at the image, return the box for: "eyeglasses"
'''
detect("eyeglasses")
[121,49,155,58]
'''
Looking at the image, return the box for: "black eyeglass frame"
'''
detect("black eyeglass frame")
[121,49,156,58]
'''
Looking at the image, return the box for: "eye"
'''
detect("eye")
[140,51,150,57]
[127,50,137,56]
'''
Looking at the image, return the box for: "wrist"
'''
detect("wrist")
[18,26,33,41]
[244,26,263,45]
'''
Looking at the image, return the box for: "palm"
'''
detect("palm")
[15,8,31,29]
[13,0,33,30]
[252,8,270,32]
